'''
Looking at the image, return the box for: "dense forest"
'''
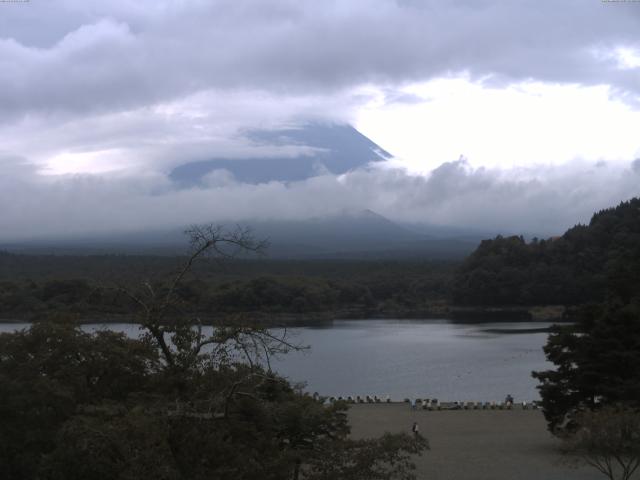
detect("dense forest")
[0,255,453,322]
[452,198,640,307]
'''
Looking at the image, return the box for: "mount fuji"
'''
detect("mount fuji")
[169,123,391,186]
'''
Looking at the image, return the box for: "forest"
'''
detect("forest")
[452,198,640,307]
[0,255,453,322]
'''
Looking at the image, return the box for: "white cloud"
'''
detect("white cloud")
[593,45,640,71]
[0,88,361,175]
[356,79,640,171]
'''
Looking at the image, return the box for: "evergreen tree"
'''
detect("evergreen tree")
[533,302,640,432]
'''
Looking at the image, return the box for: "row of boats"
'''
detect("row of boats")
[317,394,542,410]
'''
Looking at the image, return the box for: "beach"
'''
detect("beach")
[348,404,605,480]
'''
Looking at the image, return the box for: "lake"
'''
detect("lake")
[0,319,554,402]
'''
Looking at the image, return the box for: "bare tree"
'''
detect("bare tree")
[116,224,299,372]
[563,406,640,480]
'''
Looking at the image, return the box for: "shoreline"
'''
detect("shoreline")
[0,304,568,326]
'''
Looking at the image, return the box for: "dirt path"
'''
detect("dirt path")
[348,404,607,480]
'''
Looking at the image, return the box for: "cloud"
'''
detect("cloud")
[356,80,640,171]
[0,0,639,122]
[1,159,638,242]
[0,89,362,175]
[0,0,639,243]
[3,0,637,176]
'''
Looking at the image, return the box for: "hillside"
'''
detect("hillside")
[452,197,640,306]
[2,210,478,260]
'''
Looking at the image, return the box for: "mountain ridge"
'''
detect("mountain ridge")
[2,209,480,260]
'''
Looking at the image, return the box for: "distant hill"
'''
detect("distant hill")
[169,123,391,186]
[2,210,479,260]
[452,197,640,306]
[246,210,479,259]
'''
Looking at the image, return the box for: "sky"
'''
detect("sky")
[1,0,639,241]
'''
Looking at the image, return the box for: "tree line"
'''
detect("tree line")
[453,198,640,306]
[0,255,453,321]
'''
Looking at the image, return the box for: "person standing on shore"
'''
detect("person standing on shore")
[411,422,419,437]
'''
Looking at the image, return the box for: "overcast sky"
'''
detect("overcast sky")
[1,0,639,241]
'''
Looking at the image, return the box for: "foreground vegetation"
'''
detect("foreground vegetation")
[0,321,428,480]
[563,407,640,480]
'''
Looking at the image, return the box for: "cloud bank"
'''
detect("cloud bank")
[2,158,639,242]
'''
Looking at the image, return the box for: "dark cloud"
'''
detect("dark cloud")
[633,158,640,174]
[0,0,638,120]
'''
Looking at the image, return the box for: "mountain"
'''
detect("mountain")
[2,123,484,259]
[169,123,391,186]
[247,211,478,259]
[2,210,479,259]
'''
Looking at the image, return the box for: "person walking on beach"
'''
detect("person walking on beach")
[411,422,419,437]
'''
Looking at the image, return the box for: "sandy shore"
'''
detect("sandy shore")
[348,404,606,480]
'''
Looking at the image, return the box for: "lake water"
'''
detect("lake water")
[0,319,553,402]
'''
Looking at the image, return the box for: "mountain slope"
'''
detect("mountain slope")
[169,123,391,186]
[2,210,478,259]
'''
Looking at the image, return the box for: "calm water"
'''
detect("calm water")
[271,320,553,402]
[0,319,553,402]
